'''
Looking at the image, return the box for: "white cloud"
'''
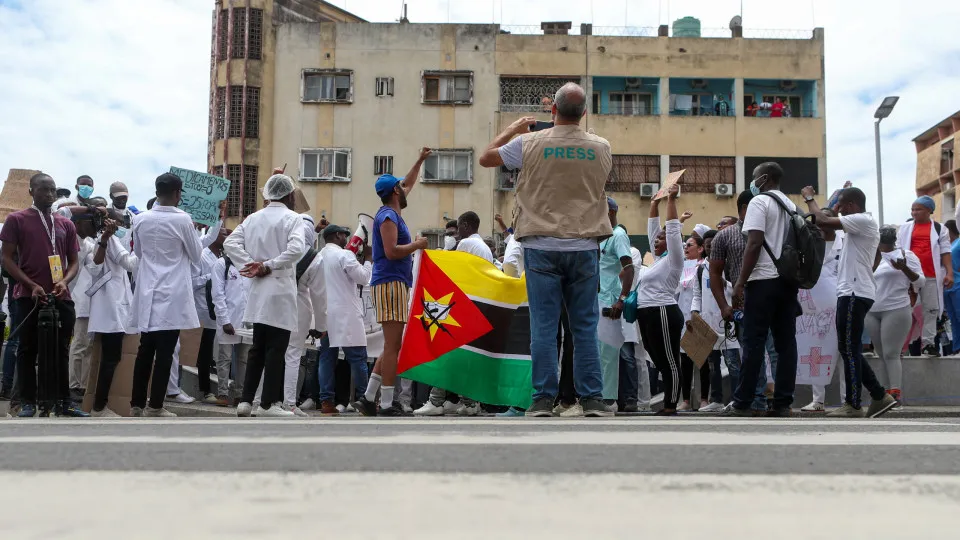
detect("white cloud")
[2,0,958,223]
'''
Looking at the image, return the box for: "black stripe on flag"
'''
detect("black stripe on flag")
[467,302,530,357]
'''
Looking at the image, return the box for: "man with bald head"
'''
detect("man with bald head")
[479,82,614,417]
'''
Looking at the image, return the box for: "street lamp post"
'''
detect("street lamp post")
[874,96,899,225]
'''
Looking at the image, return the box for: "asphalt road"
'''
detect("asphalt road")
[3,416,960,538]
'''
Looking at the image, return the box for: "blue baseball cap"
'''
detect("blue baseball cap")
[375,174,404,198]
[607,196,618,211]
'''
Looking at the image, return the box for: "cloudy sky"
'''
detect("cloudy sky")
[1,0,958,223]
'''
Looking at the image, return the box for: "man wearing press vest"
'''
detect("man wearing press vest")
[479,82,614,417]
[0,173,88,417]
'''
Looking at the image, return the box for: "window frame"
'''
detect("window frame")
[421,148,474,185]
[374,155,394,175]
[301,69,355,104]
[300,147,353,183]
[607,92,654,116]
[421,70,474,105]
[375,76,395,97]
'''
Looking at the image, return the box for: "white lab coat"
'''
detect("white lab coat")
[130,205,217,332]
[322,243,372,348]
[86,235,139,334]
[897,220,951,315]
[68,237,96,318]
[691,262,739,351]
[223,202,306,332]
[192,246,222,330]
[210,256,250,345]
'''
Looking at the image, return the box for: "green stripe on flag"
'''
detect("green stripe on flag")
[402,348,533,409]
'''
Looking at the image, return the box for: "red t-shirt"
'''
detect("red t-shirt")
[771,102,784,117]
[0,208,80,300]
[911,221,936,278]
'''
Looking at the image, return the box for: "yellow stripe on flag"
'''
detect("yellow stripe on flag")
[425,251,527,307]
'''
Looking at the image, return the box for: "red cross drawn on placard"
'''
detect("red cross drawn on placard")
[800,347,832,377]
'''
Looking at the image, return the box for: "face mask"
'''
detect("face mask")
[115,227,128,239]
[749,175,768,197]
[78,185,94,199]
[443,236,456,251]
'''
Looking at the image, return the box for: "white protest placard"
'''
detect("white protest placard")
[169,166,230,227]
[794,271,840,386]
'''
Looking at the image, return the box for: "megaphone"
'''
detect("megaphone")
[347,213,374,259]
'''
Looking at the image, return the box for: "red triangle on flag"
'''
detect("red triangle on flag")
[398,252,493,374]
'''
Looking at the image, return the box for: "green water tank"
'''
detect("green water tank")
[672,16,701,38]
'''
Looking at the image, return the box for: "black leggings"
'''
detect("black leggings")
[637,305,683,409]
[94,332,125,411]
[681,353,710,403]
[197,328,217,395]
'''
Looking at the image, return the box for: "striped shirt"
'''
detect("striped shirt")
[709,221,747,284]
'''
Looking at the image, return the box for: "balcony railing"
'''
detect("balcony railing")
[598,105,660,116]
[498,25,813,39]
[669,107,736,117]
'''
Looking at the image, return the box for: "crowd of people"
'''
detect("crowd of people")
[0,81,955,419]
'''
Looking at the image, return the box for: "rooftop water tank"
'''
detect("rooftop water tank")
[672,16,701,38]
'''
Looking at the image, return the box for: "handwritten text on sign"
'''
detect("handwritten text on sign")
[169,166,230,227]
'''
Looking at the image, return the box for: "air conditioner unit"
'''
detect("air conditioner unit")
[690,79,707,89]
[639,183,659,198]
[779,80,797,91]
[715,183,735,197]
[625,77,642,88]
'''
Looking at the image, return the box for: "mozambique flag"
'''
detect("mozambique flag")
[398,250,532,409]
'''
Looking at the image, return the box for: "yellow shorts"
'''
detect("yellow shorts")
[372,281,410,324]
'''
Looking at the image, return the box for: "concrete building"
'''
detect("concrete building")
[913,110,960,223]
[208,1,827,250]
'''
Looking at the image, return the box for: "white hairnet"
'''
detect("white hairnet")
[301,214,317,247]
[262,174,297,201]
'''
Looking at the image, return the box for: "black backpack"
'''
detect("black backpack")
[296,247,319,282]
[205,257,232,321]
[757,192,825,290]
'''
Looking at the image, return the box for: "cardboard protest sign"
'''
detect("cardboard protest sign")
[83,333,141,416]
[652,169,685,201]
[169,166,230,227]
[679,312,719,368]
[0,168,41,223]
[292,188,310,214]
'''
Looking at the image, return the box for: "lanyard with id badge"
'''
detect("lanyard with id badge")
[33,206,63,283]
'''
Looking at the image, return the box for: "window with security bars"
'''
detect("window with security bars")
[303,70,353,103]
[607,155,660,192]
[608,93,654,116]
[228,86,244,138]
[245,87,260,139]
[422,71,473,104]
[230,8,246,59]
[301,148,352,182]
[499,77,580,112]
[669,156,736,193]
[214,87,226,139]
[242,166,258,216]
[225,165,242,216]
[498,166,519,190]
[376,77,394,97]
[248,9,263,60]
[374,155,393,175]
[212,165,224,178]
[217,10,228,61]
[423,150,473,184]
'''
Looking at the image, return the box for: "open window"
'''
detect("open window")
[300,148,352,182]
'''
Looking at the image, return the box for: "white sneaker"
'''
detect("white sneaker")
[457,403,480,416]
[202,393,219,405]
[257,403,295,418]
[699,402,724,413]
[282,404,309,417]
[299,398,317,411]
[167,392,196,404]
[552,403,570,415]
[800,401,825,412]
[401,402,413,414]
[698,400,710,411]
[144,406,177,418]
[130,407,143,417]
[414,402,445,416]
[91,407,120,418]
[237,402,253,417]
[442,400,459,415]
[336,404,347,414]
[559,402,584,418]
[677,401,692,411]
[345,403,355,413]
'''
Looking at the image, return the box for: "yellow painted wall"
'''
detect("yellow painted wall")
[917,143,942,191]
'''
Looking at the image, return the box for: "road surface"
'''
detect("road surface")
[2,416,959,538]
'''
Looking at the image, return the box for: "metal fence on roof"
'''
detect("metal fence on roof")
[497,25,813,40]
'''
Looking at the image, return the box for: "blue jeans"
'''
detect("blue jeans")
[617,342,638,408]
[523,248,603,401]
[735,326,779,410]
[945,288,960,354]
[1,297,20,389]
[733,277,799,411]
[708,348,741,404]
[318,336,369,403]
